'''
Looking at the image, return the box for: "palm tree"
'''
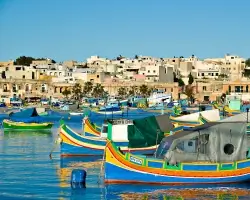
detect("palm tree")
[139,84,149,97]
[118,87,127,98]
[83,81,93,96]
[128,86,138,96]
[92,83,105,98]
[62,87,71,99]
[72,83,83,101]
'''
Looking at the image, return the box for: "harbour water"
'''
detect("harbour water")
[1,114,250,199]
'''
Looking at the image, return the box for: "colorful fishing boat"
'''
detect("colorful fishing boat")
[83,116,101,136]
[2,119,53,130]
[169,109,220,127]
[59,121,157,156]
[59,114,174,156]
[105,121,250,184]
[223,105,241,116]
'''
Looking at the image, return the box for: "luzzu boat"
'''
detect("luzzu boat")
[105,121,250,184]
[2,119,53,130]
[59,120,157,156]
[169,109,220,128]
[83,116,102,136]
[223,105,241,116]
[59,115,174,156]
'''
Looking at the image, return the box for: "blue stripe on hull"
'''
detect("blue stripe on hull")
[61,142,155,156]
[105,162,250,184]
[61,142,103,156]
[84,132,98,137]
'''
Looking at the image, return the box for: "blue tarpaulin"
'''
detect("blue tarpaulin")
[10,108,39,118]
[9,108,45,123]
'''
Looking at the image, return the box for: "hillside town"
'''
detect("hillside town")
[0,54,249,104]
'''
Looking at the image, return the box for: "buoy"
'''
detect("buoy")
[71,169,87,189]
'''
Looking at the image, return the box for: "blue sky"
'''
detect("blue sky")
[0,0,249,62]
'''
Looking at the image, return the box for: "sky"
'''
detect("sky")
[0,0,250,62]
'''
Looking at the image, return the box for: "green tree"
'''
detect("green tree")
[188,73,194,85]
[134,55,139,59]
[173,72,178,82]
[72,83,83,101]
[178,78,185,87]
[128,86,138,96]
[15,56,35,66]
[62,88,71,99]
[245,58,250,67]
[184,85,194,103]
[83,81,93,96]
[139,84,149,97]
[92,83,105,98]
[118,87,127,97]
[243,69,250,77]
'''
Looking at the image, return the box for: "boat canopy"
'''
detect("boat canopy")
[155,122,248,163]
[127,114,174,148]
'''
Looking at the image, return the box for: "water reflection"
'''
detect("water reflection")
[105,183,250,200]
[58,156,103,188]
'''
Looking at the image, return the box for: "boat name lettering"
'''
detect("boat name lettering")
[130,156,142,165]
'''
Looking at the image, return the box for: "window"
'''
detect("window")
[246,85,249,93]
[153,70,156,73]
[235,86,240,93]
[97,75,99,78]
[229,85,231,92]
[224,143,234,155]
[203,86,207,91]
[201,73,204,76]
[216,73,218,76]
[23,75,25,79]
[188,141,193,146]
[6,67,9,71]
[148,70,150,73]
[18,85,21,90]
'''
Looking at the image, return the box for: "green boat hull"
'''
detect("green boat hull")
[3,120,53,130]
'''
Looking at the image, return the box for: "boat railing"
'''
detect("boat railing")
[109,119,133,125]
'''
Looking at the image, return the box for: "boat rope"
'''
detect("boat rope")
[49,135,62,159]
[98,140,111,185]
[49,126,62,159]
[154,129,160,158]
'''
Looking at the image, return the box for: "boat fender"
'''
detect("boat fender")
[71,169,87,189]
[56,137,62,144]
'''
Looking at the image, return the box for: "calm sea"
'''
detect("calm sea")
[0,115,250,199]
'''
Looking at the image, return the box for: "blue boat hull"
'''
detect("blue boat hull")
[105,162,250,184]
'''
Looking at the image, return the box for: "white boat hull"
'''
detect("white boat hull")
[97,110,123,115]
[70,112,83,116]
